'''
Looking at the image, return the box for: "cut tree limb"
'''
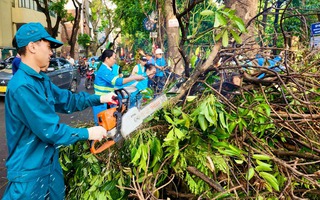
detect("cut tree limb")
[186,166,225,192]
[171,42,222,105]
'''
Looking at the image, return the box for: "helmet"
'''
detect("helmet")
[155,48,164,54]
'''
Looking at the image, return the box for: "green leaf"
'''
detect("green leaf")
[233,17,247,33]
[174,128,185,139]
[92,163,101,174]
[101,180,116,191]
[172,108,182,117]
[255,165,273,172]
[200,10,214,16]
[204,105,215,124]
[253,154,271,161]
[228,121,237,133]
[208,134,219,142]
[131,147,137,160]
[190,55,197,68]
[214,31,222,41]
[235,159,243,164]
[150,139,162,168]
[229,145,243,156]
[246,167,255,181]
[164,114,174,124]
[259,172,280,191]
[219,112,227,128]
[63,152,71,163]
[207,104,216,117]
[198,114,208,131]
[59,159,69,171]
[163,129,175,142]
[256,160,272,168]
[230,29,242,44]
[260,103,271,116]
[131,145,142,165]
[222,31,229,47]
[214,12,227,27]
[139,144,148,171]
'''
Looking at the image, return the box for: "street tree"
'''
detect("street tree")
[88,0,122,54]
[60,0,82,58]
[34,0,82,58]
[33,0,67,37]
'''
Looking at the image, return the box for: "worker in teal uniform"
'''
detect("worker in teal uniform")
[92,49,145,125]
[3,22,117,200]
[112,63,122,77]
[131,56,148,75]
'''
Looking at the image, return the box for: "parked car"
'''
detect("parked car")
[0,57,81,96]
[0,56,15,70]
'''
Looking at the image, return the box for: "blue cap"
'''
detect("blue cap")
[15,22,63,48]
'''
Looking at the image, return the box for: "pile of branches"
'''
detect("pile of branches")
[171,43,320,198]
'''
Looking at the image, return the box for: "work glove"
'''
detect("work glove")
[88,126,107,141]
[100,92,118,104]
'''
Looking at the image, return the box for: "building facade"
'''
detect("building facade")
[0,0,60,60]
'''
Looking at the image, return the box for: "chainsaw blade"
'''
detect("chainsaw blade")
[107,94,167,139]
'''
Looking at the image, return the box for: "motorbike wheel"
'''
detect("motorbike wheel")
[85,78,92,90]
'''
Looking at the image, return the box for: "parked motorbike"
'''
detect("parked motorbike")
[77,64,87,77]
[85,68,95,90]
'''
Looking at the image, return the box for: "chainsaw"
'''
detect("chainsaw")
[90,88,168,154]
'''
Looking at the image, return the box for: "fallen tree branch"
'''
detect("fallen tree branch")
[271,112,320,119]
[172,42,222,105]
[166,190,195,198]
[272,150,320,160]
[186,166,225,192]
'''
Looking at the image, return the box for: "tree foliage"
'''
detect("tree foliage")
[33,0,68,38]
[77,33,91,48]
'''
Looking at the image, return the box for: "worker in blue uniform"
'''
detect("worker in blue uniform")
[154,48,167,95]
[146,52,155,65]
[92,49,145,125]
[3,22,117,200]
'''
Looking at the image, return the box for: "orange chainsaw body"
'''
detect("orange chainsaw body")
[97,105,126,131]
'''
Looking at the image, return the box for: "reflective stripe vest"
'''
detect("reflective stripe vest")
[94,63,124,95]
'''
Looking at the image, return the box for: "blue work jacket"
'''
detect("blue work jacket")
[94,63,124,95]
[4,62,101,199]
[92,63,124,125]
[155,57,166,77]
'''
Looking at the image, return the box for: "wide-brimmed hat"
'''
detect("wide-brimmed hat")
[15,22,63,48]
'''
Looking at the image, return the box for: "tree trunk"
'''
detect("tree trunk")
[261,0,269,36]
[224,0,258,45]
[164,0,184,75]
[34,0,62,38]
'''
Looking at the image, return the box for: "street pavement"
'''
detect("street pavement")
[0,77,94,197]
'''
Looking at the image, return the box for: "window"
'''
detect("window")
[18,0,41,11]
[49,61,59,70]
[18,0,25,8]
